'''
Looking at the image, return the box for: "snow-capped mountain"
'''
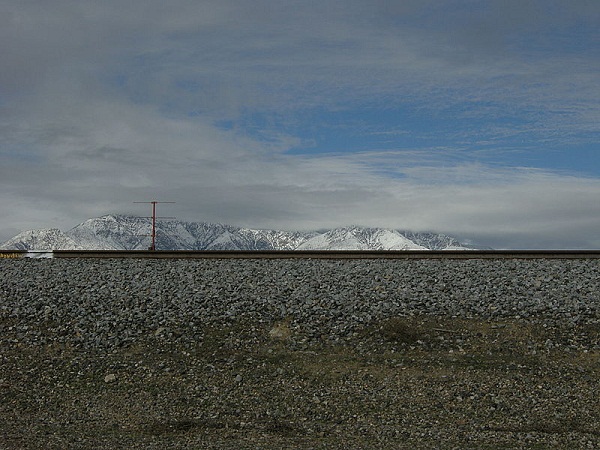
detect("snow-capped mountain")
[0,229,85,251]
[1,215,474,251]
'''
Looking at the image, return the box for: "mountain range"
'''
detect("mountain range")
[0,215,476,251]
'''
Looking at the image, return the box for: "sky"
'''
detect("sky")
[1,0,599,249]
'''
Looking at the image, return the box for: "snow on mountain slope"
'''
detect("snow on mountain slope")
[0,229,85,250]
[66,215,150,250]
[227,228,317,251]
[401,231,468,250]
[297,226,427,250]
[1,215,475,251]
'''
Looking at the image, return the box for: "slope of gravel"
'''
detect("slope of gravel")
[2,258,598,350]
[1,258,599,448]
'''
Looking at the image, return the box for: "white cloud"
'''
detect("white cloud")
[1,0,600,247]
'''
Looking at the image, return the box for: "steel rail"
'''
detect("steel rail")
[45,249,600,259]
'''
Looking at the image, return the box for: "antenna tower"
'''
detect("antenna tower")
[133,201,176,250]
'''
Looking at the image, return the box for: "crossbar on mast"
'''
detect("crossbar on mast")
[133,201,175,250]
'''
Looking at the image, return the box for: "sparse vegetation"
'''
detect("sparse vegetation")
[1,317,598,449]
[377,316,423,343]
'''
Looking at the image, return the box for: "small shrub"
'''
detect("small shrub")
[379,318,421,344]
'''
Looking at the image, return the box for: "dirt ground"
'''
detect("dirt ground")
[1,317,599,449]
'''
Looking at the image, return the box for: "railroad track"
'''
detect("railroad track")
[3,250,600,259]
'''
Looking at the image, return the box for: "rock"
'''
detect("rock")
[104,373,117,383]
[269,322,292,340]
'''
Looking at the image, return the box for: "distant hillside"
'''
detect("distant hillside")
[1,215,476,251]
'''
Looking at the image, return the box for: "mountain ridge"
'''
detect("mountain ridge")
[0,215,476,251]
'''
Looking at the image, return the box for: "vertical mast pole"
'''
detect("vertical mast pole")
[151,201,157,251]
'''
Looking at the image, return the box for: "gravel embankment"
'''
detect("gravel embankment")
[1,258,599,449]
[2,258,599,349]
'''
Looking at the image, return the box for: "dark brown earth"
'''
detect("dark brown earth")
[1,317,599,449]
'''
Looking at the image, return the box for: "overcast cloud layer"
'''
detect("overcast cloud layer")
[1,0,599,248]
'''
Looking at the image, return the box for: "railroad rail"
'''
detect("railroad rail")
[2,250,600,259]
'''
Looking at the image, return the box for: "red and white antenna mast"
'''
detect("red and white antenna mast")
[133,201,175,250]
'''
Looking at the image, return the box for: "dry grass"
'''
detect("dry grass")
[1,316,599,449]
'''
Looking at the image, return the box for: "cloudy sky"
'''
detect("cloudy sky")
[1,0,599,248]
